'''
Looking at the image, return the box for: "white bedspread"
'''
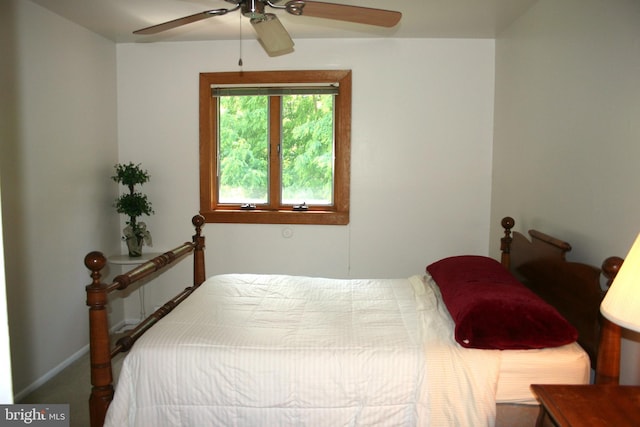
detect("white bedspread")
[105,274,501,427]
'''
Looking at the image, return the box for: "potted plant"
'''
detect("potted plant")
[112,162,154,257]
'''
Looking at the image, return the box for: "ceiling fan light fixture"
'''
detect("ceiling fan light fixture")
[250,14,295,57]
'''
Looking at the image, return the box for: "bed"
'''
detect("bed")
[84,215,623,427]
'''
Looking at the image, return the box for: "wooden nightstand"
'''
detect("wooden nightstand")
[531,384,640,427]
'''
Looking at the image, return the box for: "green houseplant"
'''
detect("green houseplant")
[112,162,154,257]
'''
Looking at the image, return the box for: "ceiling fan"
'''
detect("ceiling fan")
[133,0,402,56]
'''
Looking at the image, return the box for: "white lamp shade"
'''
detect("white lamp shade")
[601,232,640,332]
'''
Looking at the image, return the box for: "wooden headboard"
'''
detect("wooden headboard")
[499,217,623,377]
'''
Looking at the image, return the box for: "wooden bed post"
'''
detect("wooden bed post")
[596,318,622,384]
[85,251,113,427]
[192,215,206,286]
[500,216,515,269]
[595,256,624,385]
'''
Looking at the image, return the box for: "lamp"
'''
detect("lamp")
[601,232,640,332]
[250,14,295,57]
[597,232,640,384]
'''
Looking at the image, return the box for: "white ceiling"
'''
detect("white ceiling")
[29,0,539,44]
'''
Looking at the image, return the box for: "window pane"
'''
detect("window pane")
[281,94,334,205]
[218,96,269,204]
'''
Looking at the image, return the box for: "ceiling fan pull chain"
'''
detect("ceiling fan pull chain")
[238,10,243,67]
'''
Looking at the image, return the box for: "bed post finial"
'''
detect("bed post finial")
[84,251,114,427]
[601,256,624,291]
[85,251,106,285]
[500,217,515,269]
[192,215,206,286]
[192,214,205,237]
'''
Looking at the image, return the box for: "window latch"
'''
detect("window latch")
[292,202,308,211]
[241,203,256,210]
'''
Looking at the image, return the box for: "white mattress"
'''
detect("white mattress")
[105,273,588,426]
[495,342,589,404]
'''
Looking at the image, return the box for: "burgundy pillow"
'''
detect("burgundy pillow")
[426,255,577,350]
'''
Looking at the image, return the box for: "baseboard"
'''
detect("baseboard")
[14,319,131,402]
[14,344,89,402]
[114,318,142,334]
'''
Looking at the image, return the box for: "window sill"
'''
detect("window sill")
[200,209,349,225]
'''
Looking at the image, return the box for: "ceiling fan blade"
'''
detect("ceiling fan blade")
[133,9,230,35]
[284,1,401,28]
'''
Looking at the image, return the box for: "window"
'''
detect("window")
[199,70,351,225]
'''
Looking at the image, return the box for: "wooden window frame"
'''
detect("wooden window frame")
[199,70,351,225]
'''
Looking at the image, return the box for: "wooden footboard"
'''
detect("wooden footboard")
[85,215,206,427]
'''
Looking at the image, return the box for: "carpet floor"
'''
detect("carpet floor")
[17,351,123,427]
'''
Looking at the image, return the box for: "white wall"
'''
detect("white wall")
[491,0,640,383]
[116,38,496,313]
[0,187,13,403]
[0,0,16,404]
[1,0,120,396]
